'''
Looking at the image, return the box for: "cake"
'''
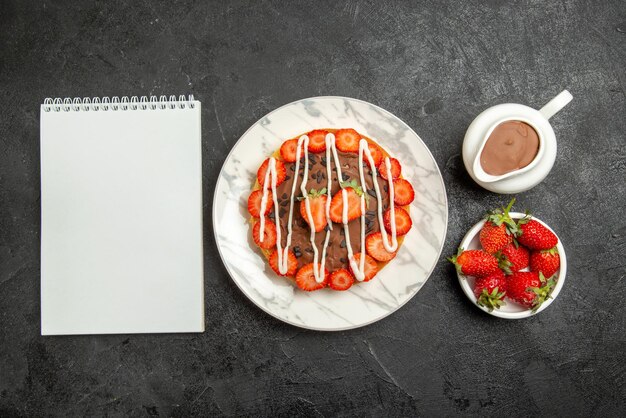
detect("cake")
[246,128,414,291]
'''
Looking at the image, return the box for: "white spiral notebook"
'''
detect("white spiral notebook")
[40,95,204,335]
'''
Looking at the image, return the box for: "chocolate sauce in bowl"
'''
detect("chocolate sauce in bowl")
[480,121,540,176]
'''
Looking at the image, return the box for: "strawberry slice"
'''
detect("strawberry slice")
[269,249,298,277]
[351,253,378,282]
[299,188,328,232]
[329,186,363,223]
[392,178,415,206]
[365,232,397,262]
[252,218,277,249]
[247,190,273,218]
[329,269,355,291]
[257,158,286,187]
[295,263,328,291]
[383,207,412,236]
[378,158,401,180]
[280,139,300,162]
[366,142,384,167]
[307,130,328,153]
[335,128,361,153]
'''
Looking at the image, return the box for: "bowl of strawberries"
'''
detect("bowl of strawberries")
[449,199,566,319]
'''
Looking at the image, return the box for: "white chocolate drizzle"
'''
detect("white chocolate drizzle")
[258,133,399,283]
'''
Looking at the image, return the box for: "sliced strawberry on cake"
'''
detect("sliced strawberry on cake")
[257,158,286,187]
[299,188,328,232]
[307,129,328,153]
[329,182,364,223]
[247,190,273,218]
[378,158,401,180]
[335,128,361,152]
[383,207,412,236]
[296,263,329,291]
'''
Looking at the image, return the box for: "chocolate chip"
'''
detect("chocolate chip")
[368,170,373,176]
[279,208,286,217]
[305,247,314,253]
[340,240,346,248]
[281,193,287,199]
[344,174,350,180]
[383,184,388,192]
[293,246,300,253]
[280,200,289,206]
[309,154,317,164]
[367,210,376,216]
[268,212,275,220]
[290,165,295,171]
[367,189,377,198]
[324,224,331,232]
[340,257,347,263]
[321,172,326,179]
[294,251,302,258]
[285,175,291,181]
[321,156,327,165]
[316,176,322,184]
[339,228,345,235]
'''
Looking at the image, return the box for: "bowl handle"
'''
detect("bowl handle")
[539,90,573,120]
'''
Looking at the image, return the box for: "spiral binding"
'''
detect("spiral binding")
[42,95,196,112]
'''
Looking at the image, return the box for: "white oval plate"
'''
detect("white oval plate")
[213,96,448,330]
[457,212,566,319]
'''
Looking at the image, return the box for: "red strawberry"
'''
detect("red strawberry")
[517,219,558,250]
[257,158,286,187]
[351,253,378,282]
[299,188,328,232]
[378,158,401,180]
[529,247,560,278]
[247,190,273,218]
[383,207,412,236]
[329,186,363,223]
[329,268,355,291]
[507,271,556,311]
[269,249,298,277]
[280,138,300,162]
[392,178,415,206]
[499,243,529,274]
[307,129,328,153]
[295,263,328,291]
[252,219,277,249]
[365,232,397,262]
[365,142,384,167]
[479,198,518,253]
[473,270,507,312]
[448,248,500,277]
[335,128,361,152]
[480,222,513,254]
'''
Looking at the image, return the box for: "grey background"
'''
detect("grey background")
[1,0,625,416]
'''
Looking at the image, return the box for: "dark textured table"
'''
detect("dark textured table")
[1,1,625,416]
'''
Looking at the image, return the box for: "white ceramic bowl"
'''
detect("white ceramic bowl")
[456,212,566,319]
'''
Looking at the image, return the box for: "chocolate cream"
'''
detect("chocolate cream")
[480,121,540,176]
[270,150,391,271]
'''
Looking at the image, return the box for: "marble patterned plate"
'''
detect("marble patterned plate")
[213,97,448,330]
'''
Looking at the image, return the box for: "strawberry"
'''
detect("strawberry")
[335,128,361,152]
[329,181,364,223]
[252,219,277,249]
[479,198,518,253]
[269,249,298,277]
[280,138,299,162]
[365,232,397,262]
[378,158,401,180]
[329,268,355,291]
[365,142,384,167]
[529,247,560,278]
[383,207,412,236]
[517,218,558,250]
[295,263,328,291]
[448,248,500,277]
[507,271,556,311]
[257,158,286,187]
[299,188,328,232]
[247,190,273,218]
[392,178,415,206]
[351,253,378,282]
[307,129,328,153]
[473,270,507,312]
[498,243,529,274]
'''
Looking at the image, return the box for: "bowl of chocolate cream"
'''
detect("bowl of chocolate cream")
[462,90,573,194]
